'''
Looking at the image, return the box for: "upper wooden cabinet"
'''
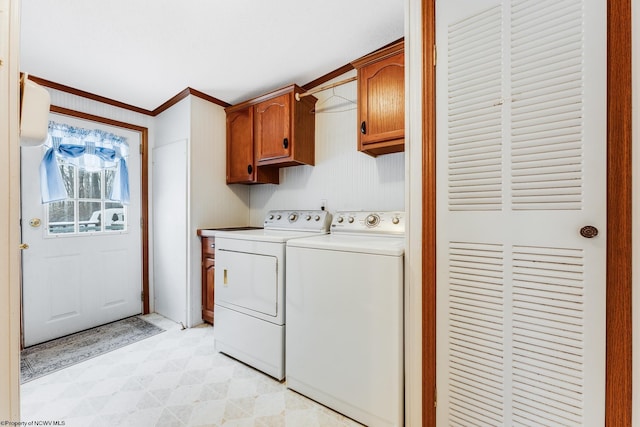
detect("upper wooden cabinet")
[226,106,279,184]
[352,40,405,157]
[225,84,316,184]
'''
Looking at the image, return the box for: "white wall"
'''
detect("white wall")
[154,95,252,326]
[153,98,190,324]
[0,0,22,420]
[154,98,190,148]
[187,96,250,325]
[248,70,405,225]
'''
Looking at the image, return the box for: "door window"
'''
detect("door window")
[47,159,127,235]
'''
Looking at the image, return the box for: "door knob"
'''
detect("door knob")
[19,243,29,250]
[580,226,598,238]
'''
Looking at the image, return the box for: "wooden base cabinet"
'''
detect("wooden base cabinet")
[352,40,405,157]
[201,236,216,324]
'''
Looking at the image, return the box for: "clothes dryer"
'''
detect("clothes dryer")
[213,210,331,380]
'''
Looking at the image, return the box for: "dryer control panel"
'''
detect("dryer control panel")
[263,210,332,232]
[331,211,405,235]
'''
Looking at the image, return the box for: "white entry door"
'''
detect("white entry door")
[436,0,606,425]
[21,113,142,347]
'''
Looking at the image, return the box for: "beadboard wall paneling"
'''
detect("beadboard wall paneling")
[189,96,249,229]
[249,70,405,225]
[46,88,154,130]
[187,96,250,325]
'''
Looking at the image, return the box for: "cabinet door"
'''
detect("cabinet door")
[358,52,405,153]
[202,257,215,324]
[254,93,291,162]
[226,107,255,183]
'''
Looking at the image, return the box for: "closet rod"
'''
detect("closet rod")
[295,76,357,101]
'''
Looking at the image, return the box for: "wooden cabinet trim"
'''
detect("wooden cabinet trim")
[225,84,315,114]
[351,40,405,69]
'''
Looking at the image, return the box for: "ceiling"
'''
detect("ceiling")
[19,1,405,111]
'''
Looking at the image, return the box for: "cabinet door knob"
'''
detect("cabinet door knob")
[247,164,253,175]
[283,138,289,149]
[361,121,367,134]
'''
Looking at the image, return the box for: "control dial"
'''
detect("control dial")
[314,215,321,221]
[365,213,380,227]
[347,216,355,224]
[392,216,400,225]
[289,213,298,222]
[337,217,344,223]
[305,215,311,221]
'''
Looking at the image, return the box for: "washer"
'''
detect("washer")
[213,210,331,380]
[286,211,405,427]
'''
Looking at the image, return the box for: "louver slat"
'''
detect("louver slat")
[448,6,503,212]
[512,243,585,425]
[511,0,584,211]
[448,241,504,426]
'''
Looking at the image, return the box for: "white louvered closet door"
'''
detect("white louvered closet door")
[435,0,606,426]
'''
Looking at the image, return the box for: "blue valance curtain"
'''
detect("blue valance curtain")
[40,121,130,204]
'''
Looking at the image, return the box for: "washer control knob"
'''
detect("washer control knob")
[276,215,282,220]
[337,217,344,223]
[392,216,400,225]
[365,214,380,227]
[348,216,355,224]
[314,215,321,221]
[289,213,298,222]
[305,215,311,221]
[268,214,274,220]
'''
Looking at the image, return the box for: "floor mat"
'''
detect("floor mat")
[20,316,165,383]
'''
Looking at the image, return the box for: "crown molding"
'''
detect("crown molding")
[26,75,231,116]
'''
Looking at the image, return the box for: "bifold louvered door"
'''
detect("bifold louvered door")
[435,0,606,426]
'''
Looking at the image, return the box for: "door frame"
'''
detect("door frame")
[45,105,151,315]
[420,0,633,425]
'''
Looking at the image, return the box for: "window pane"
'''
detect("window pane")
[105,169,116,198]
[48,201,75,234]
[105,203,125,231]
[59,164,75,198]
[79,201,102,233]
[78,169,101,199]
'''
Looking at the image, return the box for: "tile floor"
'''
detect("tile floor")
[20,314,363,427]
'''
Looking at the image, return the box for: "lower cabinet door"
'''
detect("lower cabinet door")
[202,257,215,324]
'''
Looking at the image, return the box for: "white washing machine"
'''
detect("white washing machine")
[286,211,405,427]
[213,210,331,380]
